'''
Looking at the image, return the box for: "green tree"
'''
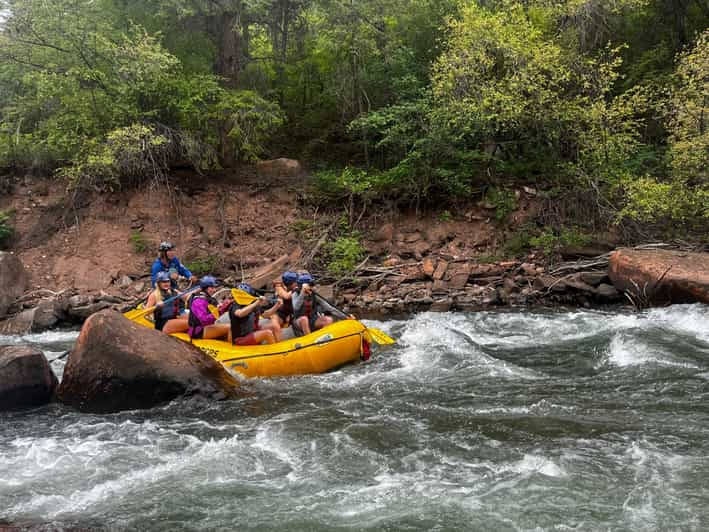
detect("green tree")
[0,0,282,186]
[621,29,709,226]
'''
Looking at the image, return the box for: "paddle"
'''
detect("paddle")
[313,292,396,345]
[232,288,395,345]
[231,288,260,305]
[124,285,201,321]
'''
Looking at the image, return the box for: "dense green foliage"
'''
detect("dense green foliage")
[0,0,707,235]
[327,234,366,277]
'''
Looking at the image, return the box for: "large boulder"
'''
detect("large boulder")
[256,158,304,178]
[0,345,58,410]
[57,310,241,413]
[608,248,709,305]
[0,251,28,318]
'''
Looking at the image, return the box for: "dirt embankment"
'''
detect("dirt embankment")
[0,160,626,329]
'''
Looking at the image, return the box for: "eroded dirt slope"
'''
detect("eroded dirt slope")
[1,162,532,299]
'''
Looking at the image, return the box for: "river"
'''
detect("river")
[1,305,709,531]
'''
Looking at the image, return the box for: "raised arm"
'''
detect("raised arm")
[233,299,264,318]
[261,298,283,318]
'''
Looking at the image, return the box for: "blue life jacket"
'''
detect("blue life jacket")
[157,288,180,320]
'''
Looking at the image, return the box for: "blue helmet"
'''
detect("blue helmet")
[238,282,257,296]
[297,273,314,286]
[282,271,298,285]
[156,271,171,283]
[199,275,219,289]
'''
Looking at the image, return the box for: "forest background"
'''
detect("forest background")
[0,0,707,260]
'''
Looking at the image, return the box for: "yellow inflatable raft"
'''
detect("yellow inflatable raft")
[129,313,373,378]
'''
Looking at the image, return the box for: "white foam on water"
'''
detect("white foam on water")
[250,414,302,482]
[605,333,701,369]
[0,329,79,346]
[645,304,709,344]
[617,437,702,531]
[605,334,655,367]
[507,453,566,478]
[3,429,249,520]
[379,312,542,382]
[464,309,618,348]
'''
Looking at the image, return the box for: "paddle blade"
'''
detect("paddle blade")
[367,327,396,345]
[231,288,257,305]
[123,305,156,321]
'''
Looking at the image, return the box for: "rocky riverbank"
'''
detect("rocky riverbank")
[2,245,708,336]
[2,245,708,413]
[1,165,707,333]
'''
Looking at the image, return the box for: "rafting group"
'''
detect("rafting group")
[143,241,356,346]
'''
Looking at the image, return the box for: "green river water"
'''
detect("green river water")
[1,305,709,531]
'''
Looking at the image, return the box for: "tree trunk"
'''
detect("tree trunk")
[209,11,245,88]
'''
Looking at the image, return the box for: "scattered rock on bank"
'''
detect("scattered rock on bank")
[0,345,58,411]
[609,248,709,305]
[57,310,242,413]
[0,300,61,335]
[342,254,623,315]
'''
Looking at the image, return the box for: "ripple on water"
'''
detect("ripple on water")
[1,307,709,530]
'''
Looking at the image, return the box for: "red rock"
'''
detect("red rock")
[383,257,400,267]
[432,279,448,294]
[447,263,472,289]
[433,260,448,280]
[608,248,709,304]
[256,158,304,178]
[430,299,452,312]
[0,345,57,410]
[374,223,394,242]
[422,257,436,277]
[57,310,241,413]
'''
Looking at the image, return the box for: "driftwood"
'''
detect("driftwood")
[14,288,68,303]
[623,265,674,309]
[549,255,611,276]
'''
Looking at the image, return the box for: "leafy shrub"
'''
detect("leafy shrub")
[185,255,218,276]
[314,167,392,202]
[529,229,558,256]
[0,210,15,249]
[439,210,453,221]
[60,125,172,191]
[290,219,315,234]
[529,226,593,256]
[503,230,533,257]
[485,187,517,222]
[129,231,149,254]
[327,234,366,276]
[619,30,709,230]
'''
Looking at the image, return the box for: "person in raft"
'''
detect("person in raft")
[187,276,231,340]
[146,271,190,334]
[151,241,197,288]
[228,283,284,345]
[291,273,350,336]
[271,270,298,329]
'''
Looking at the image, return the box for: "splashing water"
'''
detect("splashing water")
[1,305,709,530]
